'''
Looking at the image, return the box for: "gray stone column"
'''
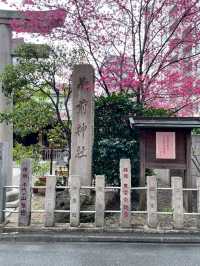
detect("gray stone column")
[0,142,8,223]
[95,175,105,227]
[120,159,131,228]
[44,175,56,227]
[172,176,184,229]
[70,175,80,227]
[18,159,32,226]
[147,176,157,228]
[70,64,94,186]
[0,22,13,187]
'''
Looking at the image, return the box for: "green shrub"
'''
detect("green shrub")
[93,92,170,186]
[13,143,49,176]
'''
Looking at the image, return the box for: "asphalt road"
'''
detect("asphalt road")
[0,242,200,266]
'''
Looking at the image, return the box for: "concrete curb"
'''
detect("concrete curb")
[1,231,200,244]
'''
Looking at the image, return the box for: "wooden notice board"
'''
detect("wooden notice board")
[143,128,187,170]
[130,117,200,211]
[156,132,176,159]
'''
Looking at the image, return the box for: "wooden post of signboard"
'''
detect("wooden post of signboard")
[139,131,146,210]
[197,177,200,228]
[185,130,192,212]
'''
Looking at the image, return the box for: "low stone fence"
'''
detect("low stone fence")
[1,158,200,229]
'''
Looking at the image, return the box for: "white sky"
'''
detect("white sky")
[0,0,22,10]
[0,3,12,9]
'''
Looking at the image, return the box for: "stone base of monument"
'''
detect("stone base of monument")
[55,190,118,223]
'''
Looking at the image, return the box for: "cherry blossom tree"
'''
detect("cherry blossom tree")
[2,0,200,115]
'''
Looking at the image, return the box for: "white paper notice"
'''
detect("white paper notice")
[156,132,176,159]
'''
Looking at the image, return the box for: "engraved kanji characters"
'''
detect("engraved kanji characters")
[122,167,130,219]
[76,99,88,115]
[77,76,93,92]
[75,122,87,137]
[75,146,87,158]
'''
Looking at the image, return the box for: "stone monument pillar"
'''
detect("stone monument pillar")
[70,64,95,186]
[0,10,22,186]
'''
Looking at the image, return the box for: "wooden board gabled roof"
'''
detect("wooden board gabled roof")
[129,117,200,128]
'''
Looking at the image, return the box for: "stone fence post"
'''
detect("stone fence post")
[70,175,80,227]
[95,175,105,227]
[0,142,8,223]
[44,175,56,227]
[147,176,157,228]
[172,176,184,229]
[120,159,131,228]
[18,159,32,226]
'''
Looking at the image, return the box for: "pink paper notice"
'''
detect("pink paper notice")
[156,132,176,159]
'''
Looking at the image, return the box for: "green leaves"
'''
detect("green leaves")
[15,43,51,60]
[93,92,170,185]
[93,92,141,185]
[47,123,69,148]
[0,43,78,150]
[13,143,49,176]
[93,138,138,185]
[0,98,54,138]
[14,100,54,137]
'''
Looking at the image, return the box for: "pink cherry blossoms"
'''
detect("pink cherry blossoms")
[2,0,200,115]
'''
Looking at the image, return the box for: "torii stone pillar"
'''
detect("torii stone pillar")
[0,10,22,186]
